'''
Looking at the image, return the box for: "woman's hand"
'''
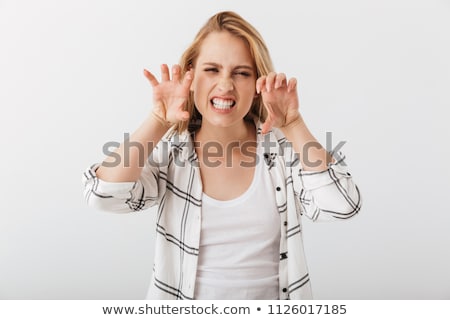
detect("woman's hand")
[256,72,301,134]
[144,64,193,125]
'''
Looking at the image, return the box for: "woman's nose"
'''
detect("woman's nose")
[217,76,234,92]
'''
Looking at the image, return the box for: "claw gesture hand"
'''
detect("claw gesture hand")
[256,72,301,134]
[144,64,193,125]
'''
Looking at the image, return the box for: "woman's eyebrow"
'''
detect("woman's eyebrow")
[202,62,221,68]
[234,65,254,71]
[202,62,254,70]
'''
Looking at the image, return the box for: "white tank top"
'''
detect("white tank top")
[194,153,280,300]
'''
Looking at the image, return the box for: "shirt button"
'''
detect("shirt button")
[284,221,287,226]
[282,288,287,293]
[276,186,281,191]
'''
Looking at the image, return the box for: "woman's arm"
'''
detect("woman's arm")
[279,115,330,172]
[95,113,168,182]
[83,65,193,213]
[96,65,193,183]
[257,72,330,171]
[258,72,361,220]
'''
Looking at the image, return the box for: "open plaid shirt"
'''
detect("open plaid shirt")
[82,123,361,299]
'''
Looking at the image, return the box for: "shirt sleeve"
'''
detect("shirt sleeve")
[291,151,362,222]
[82,146,164,214]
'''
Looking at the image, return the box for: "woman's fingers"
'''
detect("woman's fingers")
[150,64,187,84]
[181,70,193,91]
[145,64,192,87]
[172,64,181,82]
[143,69,160,87]
[265,72,277,92]
[161,64,170,82]
[145,64,193,125]
[275,73,287,89]
[287,77,297,93]
[256,76,266,94]
[257,72,288,93]
[257,72,300,131]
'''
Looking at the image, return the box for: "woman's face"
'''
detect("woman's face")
[191,31,257,129]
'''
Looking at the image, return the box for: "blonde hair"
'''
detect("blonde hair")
[175,11,274,133]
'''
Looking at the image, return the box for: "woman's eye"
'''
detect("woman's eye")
[204,68,218,73]
[234,71,251,77]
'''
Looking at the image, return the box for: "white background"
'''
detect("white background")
[1,0,449,299]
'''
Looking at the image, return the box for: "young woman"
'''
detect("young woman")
[83,11,361,300]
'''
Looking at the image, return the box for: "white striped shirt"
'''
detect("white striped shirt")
[82,122,361,299]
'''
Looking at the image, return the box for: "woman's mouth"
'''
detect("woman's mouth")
[211,98,236,111]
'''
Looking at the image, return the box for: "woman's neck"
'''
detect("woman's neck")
[195,119,256,146]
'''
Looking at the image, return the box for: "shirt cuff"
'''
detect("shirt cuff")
[298,153,351,190]
[83,163,136,199]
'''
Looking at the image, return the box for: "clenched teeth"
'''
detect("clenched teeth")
[211,98,236,110]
